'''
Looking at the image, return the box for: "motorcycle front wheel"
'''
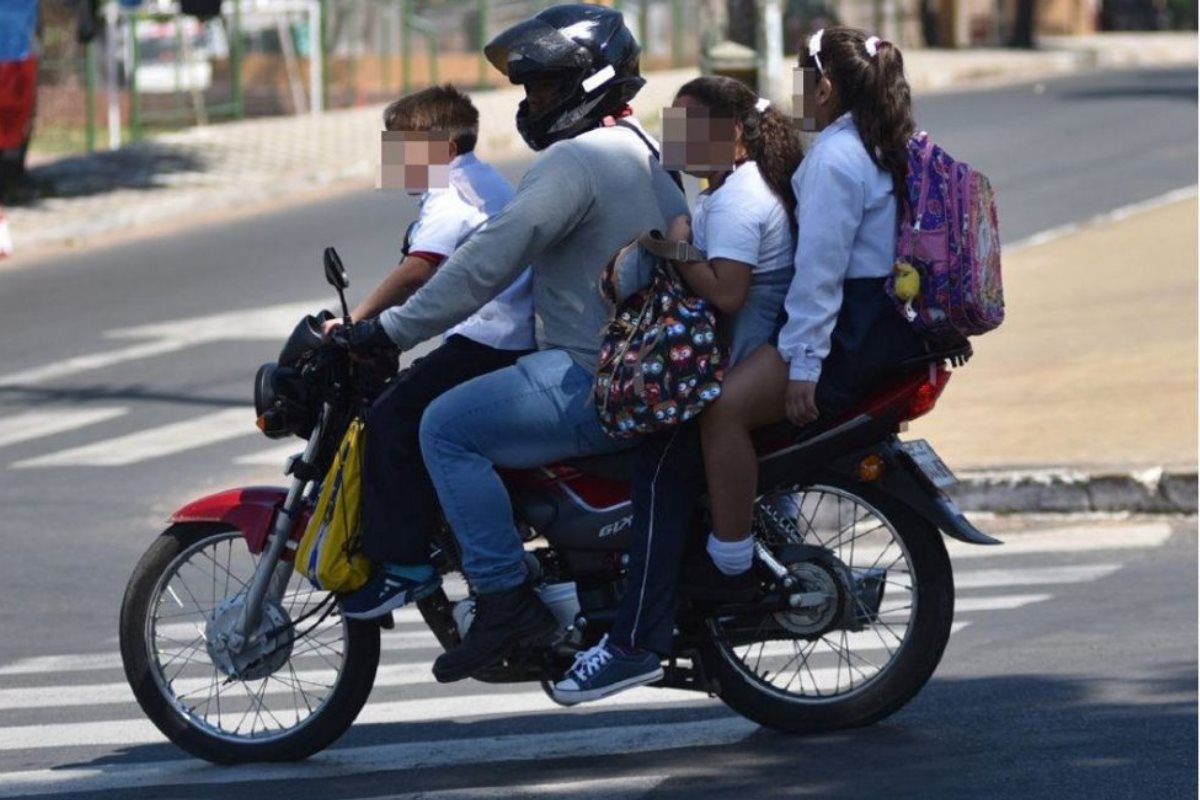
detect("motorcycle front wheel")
[700,477,955,734]
[119,523,380,763]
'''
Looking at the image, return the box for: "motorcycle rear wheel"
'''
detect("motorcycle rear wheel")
[701,477,954,734]
[119,523,380,763]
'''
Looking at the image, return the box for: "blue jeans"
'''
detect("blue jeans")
[419,348,627,594]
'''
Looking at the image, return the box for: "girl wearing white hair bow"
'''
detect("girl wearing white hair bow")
[697,27,930,587]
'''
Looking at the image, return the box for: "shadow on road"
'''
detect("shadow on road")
[47,669,1197,799]
[0,384,244,409]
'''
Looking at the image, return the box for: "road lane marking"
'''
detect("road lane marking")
[955,563,1121,589]
[381,777,668,800]
[945,523,1172,558]
[0,408,128,449]
[0,623,971,710]
[0,301,320,389]
[0,341,194,388]
[0,661,428,711]
[751,622,971,660]
[0,686,722,751]
[12,408,255,467]
[0,719,752,798]
[954,594,1051,612]
[370,776,669,799]
[233,442,304,466]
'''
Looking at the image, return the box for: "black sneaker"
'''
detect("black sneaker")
[341,568,441,620]
[431,580,559,683]
[677,554,759,605]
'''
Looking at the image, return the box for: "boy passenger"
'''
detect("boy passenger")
[330,84,536,620]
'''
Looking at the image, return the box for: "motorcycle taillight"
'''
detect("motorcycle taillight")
[901,366,952,422]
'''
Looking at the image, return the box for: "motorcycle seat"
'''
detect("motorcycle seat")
[564,449,636,482]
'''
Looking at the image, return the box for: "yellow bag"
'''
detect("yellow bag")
[296,418,372,593]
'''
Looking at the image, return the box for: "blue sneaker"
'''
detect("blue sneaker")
[551,635,663,705]
[341,564,441,620]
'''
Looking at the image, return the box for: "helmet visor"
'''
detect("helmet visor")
[485,18,593,83]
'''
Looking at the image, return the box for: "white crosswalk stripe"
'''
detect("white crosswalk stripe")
[0,723,715,798]
[0,519,1174,796]
[0,408,129,450]
[12,408,256,468]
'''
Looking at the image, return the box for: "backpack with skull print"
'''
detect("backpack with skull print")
[595,254,726,439]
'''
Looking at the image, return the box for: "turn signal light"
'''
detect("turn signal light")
[256,414,269,432]
[859,454,885,482]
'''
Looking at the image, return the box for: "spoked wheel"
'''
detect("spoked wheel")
[119,523,380,763]
[700,477,954,733]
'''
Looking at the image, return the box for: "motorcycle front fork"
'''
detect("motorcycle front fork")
[230,404,329,651]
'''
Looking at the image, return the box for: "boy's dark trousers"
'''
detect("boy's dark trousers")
[609,422,705,657]
[360,334,530,566]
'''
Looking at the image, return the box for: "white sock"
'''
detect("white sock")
[707,533,754,576]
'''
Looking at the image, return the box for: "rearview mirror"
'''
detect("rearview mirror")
[323,247,349,290]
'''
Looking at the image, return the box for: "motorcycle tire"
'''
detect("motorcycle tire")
[700,477,954,734]
[119,523,380,763]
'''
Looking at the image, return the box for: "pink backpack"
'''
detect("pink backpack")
[888,132,1005,340]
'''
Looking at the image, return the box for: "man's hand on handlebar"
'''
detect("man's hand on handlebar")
[321,317,346,341]
[328,317,399,360]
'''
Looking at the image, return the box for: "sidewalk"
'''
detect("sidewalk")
[911,192,1198,513]
[3,33,1196,260]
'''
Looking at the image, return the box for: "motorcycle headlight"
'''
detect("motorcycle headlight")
[254,362,277,419]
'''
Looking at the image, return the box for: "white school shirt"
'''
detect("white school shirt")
[406,152,536,351]
[381,121,689,371]
[776,113,899,382]
[692,160,795,364]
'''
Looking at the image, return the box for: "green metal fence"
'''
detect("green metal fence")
[34,0,704,157]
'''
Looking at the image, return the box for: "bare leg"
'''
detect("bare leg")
[701,344,791,542]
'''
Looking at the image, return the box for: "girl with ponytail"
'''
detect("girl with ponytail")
[697,27,930,588]
[550,75,804,706]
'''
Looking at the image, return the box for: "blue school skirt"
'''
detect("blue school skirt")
[772,278,928,416]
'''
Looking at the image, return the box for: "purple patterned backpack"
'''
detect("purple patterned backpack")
[888,132,1005,340]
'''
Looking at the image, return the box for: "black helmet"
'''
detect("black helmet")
[485,4,645,151]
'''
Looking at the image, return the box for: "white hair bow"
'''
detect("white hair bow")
[865,36,882,57]
[755,97,771,113]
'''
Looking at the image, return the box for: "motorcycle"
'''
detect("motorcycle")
[119,248,999,764]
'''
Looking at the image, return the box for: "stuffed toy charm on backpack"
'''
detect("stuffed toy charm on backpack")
[889,132,1005,341]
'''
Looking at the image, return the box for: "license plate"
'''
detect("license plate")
[901,439,957,488]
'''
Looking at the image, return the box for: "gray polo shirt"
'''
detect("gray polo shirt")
[380,121,688,372]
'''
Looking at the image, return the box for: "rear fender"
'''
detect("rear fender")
[169,486,308,555]
[826,442,1003,546]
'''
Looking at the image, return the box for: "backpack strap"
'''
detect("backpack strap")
[614,119,685,194]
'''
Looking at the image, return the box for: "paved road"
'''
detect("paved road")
[0,67,1195,797]
[0,516,1194,799]
[3,66,1194,655]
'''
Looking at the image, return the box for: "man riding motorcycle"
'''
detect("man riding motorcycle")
[338,4,689,682]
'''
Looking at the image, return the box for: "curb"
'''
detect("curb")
[948,468,1198,514]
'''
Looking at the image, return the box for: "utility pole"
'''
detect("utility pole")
[756,0,784,102]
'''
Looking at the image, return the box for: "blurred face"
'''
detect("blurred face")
[793,66,836,136]
[661,94,740,177]
[380,130,457,193]
[523,76,563,115]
